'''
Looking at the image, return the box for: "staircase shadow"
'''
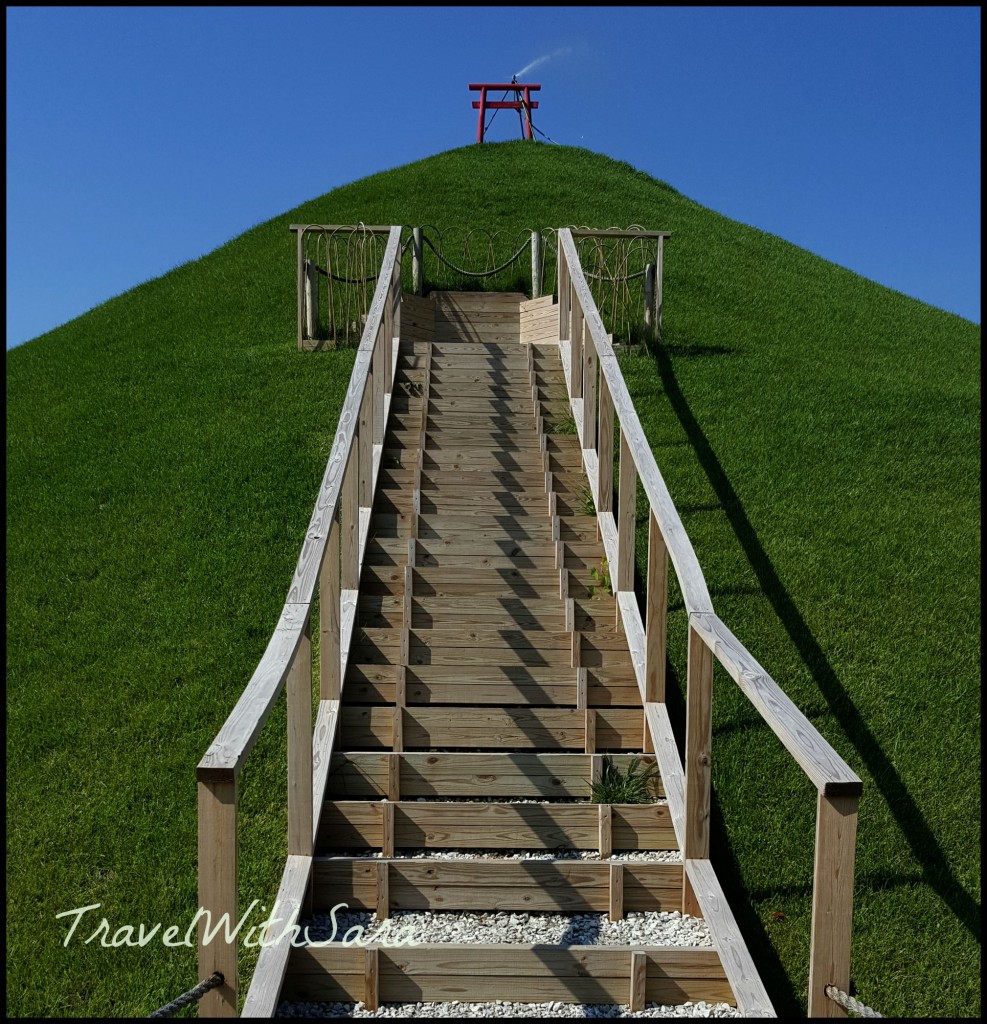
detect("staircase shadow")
[645,341,981,960]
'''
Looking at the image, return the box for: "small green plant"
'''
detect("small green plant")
[588,557,612,598]
[591,756,661,804]
[551,410,577,435]
[576,482,595,516]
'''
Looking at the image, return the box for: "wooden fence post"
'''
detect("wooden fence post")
[643,262,655,344]
[683,623,713,915]
[287,616,313,861]
[645,512,668,703]
[412,227,423,296]
[295,228,305,351]
[320,517,341,701]
[197,769,238,1017]
[304,259,320,342]
[531,230,543,299]
[808,793,860,1017]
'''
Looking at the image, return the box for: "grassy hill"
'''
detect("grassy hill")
[6,142,980,1017]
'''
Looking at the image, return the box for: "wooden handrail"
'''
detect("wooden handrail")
[556,227,861,1017]
[196,226,402,1016]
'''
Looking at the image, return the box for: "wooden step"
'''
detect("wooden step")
[319,799,673,850]
[326,753,662,800]
[314,857,682,913]
[344,665,640,707]
[283,944,730,1007]
[339,706,644,751]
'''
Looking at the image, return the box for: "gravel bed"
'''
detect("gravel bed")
[301,910,712,947]
[278,999,740,1017]
[330,849,681,862]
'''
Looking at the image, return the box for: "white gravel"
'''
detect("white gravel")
[278,999,740,1018]
[301,910,712,947]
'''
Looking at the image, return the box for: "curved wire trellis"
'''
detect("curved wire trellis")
[297,223,663,349]
[301,224,390,347]
[568,225,663,345]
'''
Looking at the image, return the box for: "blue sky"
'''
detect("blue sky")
[6,6,980,349]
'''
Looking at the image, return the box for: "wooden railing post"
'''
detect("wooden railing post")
[558,251,570,342]
[581,320,598,454]
[571,290,584,399]
[287,615,313,860]
[320,517,341,701]
[359,376,373,509]
[412,227,423,296]
[372,331,385,445]
[645,511,668,703]
[683,622,713,915]
[197,768,238,1017]
[655,236,665,343]
[342,443,360,591]
[643,262,655,344]
[531,230,542,299]
[304,259,320,342]
[597,372,614,519]
[616,431,636,594]
[808,793,860,1017]
[295,228,305,351]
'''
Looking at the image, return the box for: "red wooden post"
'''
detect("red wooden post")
[476,85,488,143]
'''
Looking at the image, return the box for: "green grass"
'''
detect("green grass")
[6,142,980,1018]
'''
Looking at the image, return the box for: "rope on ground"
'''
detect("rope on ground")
[421,235,529,278]
[825,985,883,1018]
[148,973,224,1018]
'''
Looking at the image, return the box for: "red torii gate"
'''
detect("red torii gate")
[470,82,541,143]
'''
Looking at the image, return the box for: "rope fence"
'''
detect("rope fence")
[148,972,224,1018]
[825,985,884,1018]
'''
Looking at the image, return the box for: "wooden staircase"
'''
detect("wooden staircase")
[199,227,861,1019]
[277,293,736,1013]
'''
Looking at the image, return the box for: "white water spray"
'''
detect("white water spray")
[514,47,572,79]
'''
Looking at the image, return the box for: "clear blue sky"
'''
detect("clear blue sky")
[6,6,980,349]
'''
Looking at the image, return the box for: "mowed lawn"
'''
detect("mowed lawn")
[6,142,980,1017]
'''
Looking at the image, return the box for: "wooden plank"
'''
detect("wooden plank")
[630,949,647,1011]
[645,703,685,851]
[319,801,676,851]
[599,802,612,858]
[645,511,668,703]
[690,613,862,796]
[685,859,776,1016]
[376,860,389,921]
[684,623,714,866]
[197,772,237,1017]
[327,753,662,800]
[358,625,637,652]
[808,794,859,1017]
[286,617,313,858]
[584,708,597,754]
[380,800,394,857]
[343,664,643,708]
[339,706,644,751]
[610,862,624,921]
[616,430,636,592]
[319,518,341,701]
[284,945,730,1005]
[310,700,341,847]
[364,946,379,1011]
[313,858,683,914]
[241,854,311,1017]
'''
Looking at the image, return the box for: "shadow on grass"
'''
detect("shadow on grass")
[648,340,981,952]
